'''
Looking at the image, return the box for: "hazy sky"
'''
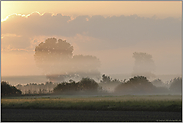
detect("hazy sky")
[1,1,182,76]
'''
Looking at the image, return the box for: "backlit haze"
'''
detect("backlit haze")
[1,1,182,84]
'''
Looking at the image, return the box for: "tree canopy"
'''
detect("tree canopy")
[34,38,73,76]
[1,81,22,96]
[78,78,99,92]
[34,38,101,82]
[53,78,99,94]
[169,77,182,94]
[115,76,156,94]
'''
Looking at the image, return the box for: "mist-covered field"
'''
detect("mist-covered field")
[2,95,182,112]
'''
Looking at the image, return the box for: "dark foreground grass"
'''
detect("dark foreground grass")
[1,95,182,112]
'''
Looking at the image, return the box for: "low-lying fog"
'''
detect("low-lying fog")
[1,39,181,96]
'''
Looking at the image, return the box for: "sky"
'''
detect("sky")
[1,1,182,77]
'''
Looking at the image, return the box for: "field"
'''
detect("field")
[1,95,182,121]
[1,95,182,112]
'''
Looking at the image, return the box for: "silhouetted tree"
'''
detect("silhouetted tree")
[53,78,99,94]
[100,74,121,83]
[100,74,112,83]
[78,78,99,92]
[53,81,79,94]
[16,84,23,91]
[132,52,155,78]
[1,81,22,96]
[45,81,54,92]
[15,82,57,94]
[99,74,121,92]
[169,77,182,94]
[115,76,156,94]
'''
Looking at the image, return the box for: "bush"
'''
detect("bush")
[100,74,121,83]
[169,77,182,94]
[53,81,79,94]
[78,78,99,92]
[114,76,156,94]
[1,81,22,96]
[53,78,99,94]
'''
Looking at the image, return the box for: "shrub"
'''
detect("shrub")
[1,81,22,96]
[53,81,79,94]
[53,78,99,94]
[78,78,99,92]
[114,76,156,94]
[100,74,121,83]
[169,77,182,94]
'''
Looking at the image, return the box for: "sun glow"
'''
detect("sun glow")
[1,11,47,22]
[1,1,181,22]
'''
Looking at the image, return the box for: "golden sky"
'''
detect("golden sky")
[1,1,182,21]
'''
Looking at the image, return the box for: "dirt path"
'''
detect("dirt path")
[1,109,182,122]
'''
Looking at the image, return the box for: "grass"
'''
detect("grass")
[1,95,182,112]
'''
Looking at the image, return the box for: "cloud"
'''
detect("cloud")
[1,12,181,52]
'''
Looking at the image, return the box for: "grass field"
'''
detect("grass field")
[1,95,182,112]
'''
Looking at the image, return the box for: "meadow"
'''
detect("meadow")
[1,95,182,112]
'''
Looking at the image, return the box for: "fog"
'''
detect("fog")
[1,12,181,96]
[1,12,181,78]
[2,74,181,95]
[132,52,156,78]
[33,38,101,83]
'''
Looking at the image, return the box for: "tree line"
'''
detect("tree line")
[1,75,182,96]
[2,38,181,96]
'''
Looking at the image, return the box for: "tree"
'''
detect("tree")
[34,38,74,82]
[115,76,156,94]
[1,81,22,96]
[53,81,79,94]
[169,77,182,94]
[34,38,101,82]
[132,52,155,78]
[78,78,99,92]
[53,78,99,94]
[99,74,121,93]
[100,74,112,83]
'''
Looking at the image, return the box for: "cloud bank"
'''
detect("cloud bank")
[1,12,181,52]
